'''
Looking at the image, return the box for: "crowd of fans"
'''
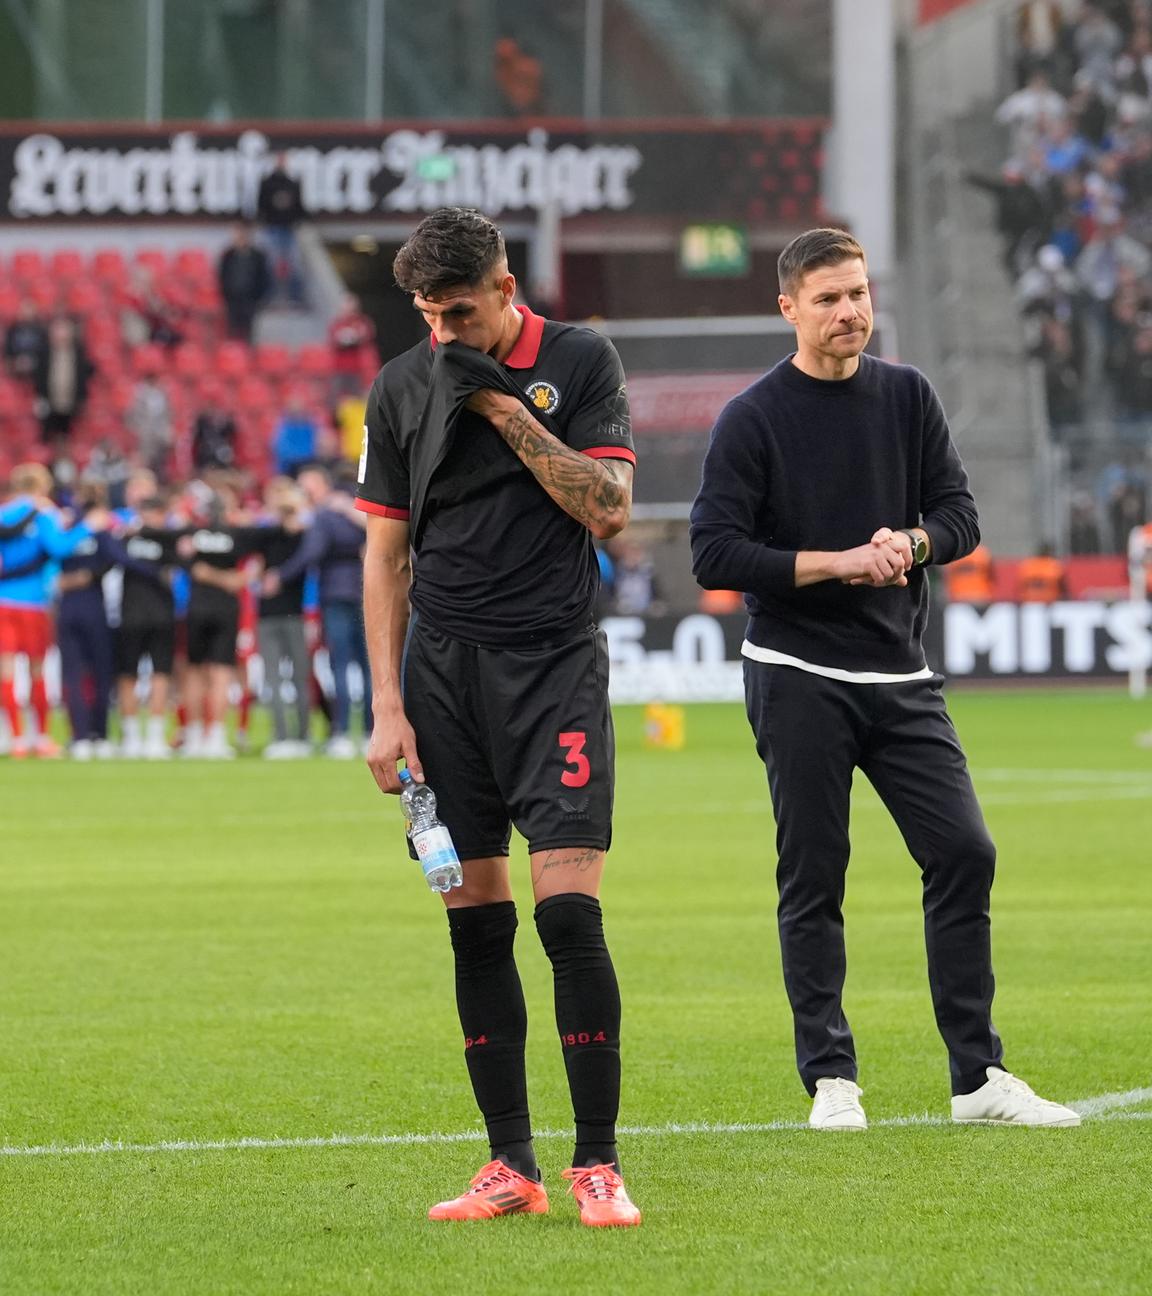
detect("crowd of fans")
[984,0,1152,552]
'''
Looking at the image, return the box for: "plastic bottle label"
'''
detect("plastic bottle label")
[412,825,459,878]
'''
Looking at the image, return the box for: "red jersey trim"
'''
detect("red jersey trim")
[427,304,545,369]
[356,499,410,520]
[582,446,636,465]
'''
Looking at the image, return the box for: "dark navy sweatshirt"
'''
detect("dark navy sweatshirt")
[689,353,979,675]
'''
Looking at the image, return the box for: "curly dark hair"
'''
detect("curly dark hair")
[777,227,866,295]
[393,207,507,298]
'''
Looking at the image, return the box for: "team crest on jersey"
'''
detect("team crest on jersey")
[525,380,561,414]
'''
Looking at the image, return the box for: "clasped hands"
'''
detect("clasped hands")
[840,527,914,588]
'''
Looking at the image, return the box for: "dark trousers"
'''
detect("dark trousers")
[744,661,1004,1096]
[58,595,114,741]
[322,600,372,736]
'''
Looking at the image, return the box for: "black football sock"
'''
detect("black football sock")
[446,902,537,1180]
[534,893,622,1171]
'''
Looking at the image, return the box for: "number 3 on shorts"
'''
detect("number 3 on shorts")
[558,731,590,788]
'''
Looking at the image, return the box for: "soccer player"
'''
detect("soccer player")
[690,227,1081,1131]
[359,207,641,1226]
[116,495,181,759]
[179,492,269,760]
[0,463,108,758]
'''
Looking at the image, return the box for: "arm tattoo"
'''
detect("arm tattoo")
[499,405,631,535]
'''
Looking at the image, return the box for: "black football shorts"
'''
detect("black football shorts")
[401,617,615,860]
[116,618,176,676]
[186,604,240,666]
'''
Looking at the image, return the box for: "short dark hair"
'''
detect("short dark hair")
[393,207,507,298]
[777,227,866,295]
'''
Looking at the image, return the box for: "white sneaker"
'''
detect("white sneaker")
[92,739,116,760]
[120,736,145,759]
[810,1077,867,1130]
[200,728,236,761]
[263,739,300,760]
[70,739,94,762]
[143,738,172,760]
[325,734,357,759]
[951,1067,1081,1127]
[182,722,205,759]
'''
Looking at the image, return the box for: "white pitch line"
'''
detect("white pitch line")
[2,1089,1149,1160]
[1072,1085,1152,1116]
[975,769,1152,784]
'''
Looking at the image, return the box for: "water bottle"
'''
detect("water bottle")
[398,768,464,893]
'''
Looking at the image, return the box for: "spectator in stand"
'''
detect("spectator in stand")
[217,222,272,342]
[1073,3,1125,87]
[1015,542,1068,601]
[611,540,665,616]
[1115,316,1152,436]
[995,69,1068,156]
[335,393,367,463]
[965,160,1053,273]
[262,463,369,758]
[192,388,237,473]
[0,463,109,759]
[1015,2,1069,87]
[1076,213,1151,386]
[1068,69,1113,147]
[116,494,180,760]
[492,36,546,116]
[127,373,173,480]
[1034,314,1087,444]
[328,293,377,398]
[85,440,134,510]
[32,316,94,452]
[256,153,306,305]
[1107,474,1147,549]
[120,267,183,348]
[1043,116,1094,176]
[944,543,996,604]
[3,301,48,383]
[1069,491,1103,552]
[256,478,313,758]
[272,395,319,477]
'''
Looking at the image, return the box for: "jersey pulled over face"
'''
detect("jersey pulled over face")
[779,257,874,380]
[357,307,635,648]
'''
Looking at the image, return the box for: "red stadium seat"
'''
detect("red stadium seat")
[131,343,166,378]
[9,250,46,282]
[236,376,275,412]
[173,343,211,383]
[0,283,23,321]
[134,248,169,277]
[174,248,213,282]
[91,248,128,283]
[64,280,104,316]
[297,343,334,379]
[85,313,122,349]
[215,341,251,381]
[26,278,59,313]
[49,249,85,281]
[255,343,292,380]
[0,381,33,417]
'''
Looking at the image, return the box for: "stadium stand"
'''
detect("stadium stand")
[0,245,378,483]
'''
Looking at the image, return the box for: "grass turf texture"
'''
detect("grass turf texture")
[1,689,1150,1295]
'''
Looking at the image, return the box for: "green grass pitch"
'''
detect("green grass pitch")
[1,690,1150,1295]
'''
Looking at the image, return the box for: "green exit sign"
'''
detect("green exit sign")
[679,223,749,277]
